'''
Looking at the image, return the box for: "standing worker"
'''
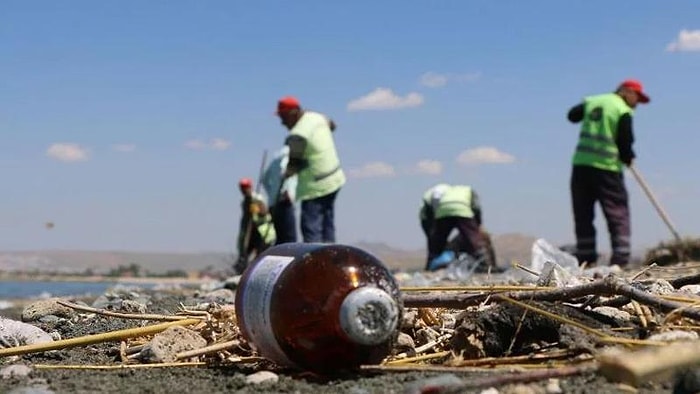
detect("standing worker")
[275,96,345,243]
[261,145,298,244]
[419,183,492,271]
[567,79,650,267]
[235,177,276,273]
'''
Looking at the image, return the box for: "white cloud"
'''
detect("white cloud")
[210,138,231,151]
[456,146,516,165]
[419,71,481,88]
[420,72,448,88]
[184,138,231,151]
[667,29,700,52]
[112,144,136,153]
[348,161,396,178]
[414,159,443,175]
[46,143,90,162]
[347,88,424,111]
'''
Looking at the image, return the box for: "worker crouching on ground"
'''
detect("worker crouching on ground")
[567,79,650,267]
[419,183,496,272]
[276,96,346,243]
[235,177,276,274]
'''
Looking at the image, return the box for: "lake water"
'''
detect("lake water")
[0,280,159,307]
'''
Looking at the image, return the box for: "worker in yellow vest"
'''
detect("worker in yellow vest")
[420,183,491,271]
[275,96,345,243]
[235,177,276,273]
[567,79,650,267]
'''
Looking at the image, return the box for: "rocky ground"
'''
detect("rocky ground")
[1,255,699,393]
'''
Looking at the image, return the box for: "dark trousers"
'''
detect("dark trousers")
[571,165,630,266]
[301,189,339,243]
[426,216,483,269]
[272,199,297,244]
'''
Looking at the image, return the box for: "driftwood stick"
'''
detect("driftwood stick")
[441,363,597,392]
[598,340,700,386]
[56,300,192,321]
[403,275,700,321]
[0,318,201,358]
[669,272,700,289]
[175,340,240,360]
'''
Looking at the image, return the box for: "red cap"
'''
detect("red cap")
[238,177,252,188]
[619,79,650,104]
[276,96,301,114]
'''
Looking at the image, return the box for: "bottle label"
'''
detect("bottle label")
[241,254,296,367]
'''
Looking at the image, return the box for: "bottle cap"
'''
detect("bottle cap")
[339,286,399,346]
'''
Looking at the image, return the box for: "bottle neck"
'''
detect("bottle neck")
[338,286,399,346]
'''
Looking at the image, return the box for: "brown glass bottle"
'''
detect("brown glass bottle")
[234,243,403,374]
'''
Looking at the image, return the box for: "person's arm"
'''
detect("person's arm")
[471,191,482,227]
[616,113,635,166]
[284,135,308,177]
[567,103,585,123]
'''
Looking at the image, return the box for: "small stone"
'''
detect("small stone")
[647,330,698,342]
[415,327,438,345]
[403,374,462,394]
[119,300,147,314]
[635,279,674,295]
[0,317,54,348]
[138,326,207,363]
[0,364,32,379]
[8,386,55,394]
[396,332,415,350]
[679,285,700,295]
[21,299,74,322]
[201,289,236,305]
[222,275,241,291]
[480,389,500,394]
[545,378,562,393]
[502,384,540,394]
[401,310,418,330]
[592,306,632,322]
[245,370,279,384]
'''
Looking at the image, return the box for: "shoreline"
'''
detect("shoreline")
[0,275,215,286]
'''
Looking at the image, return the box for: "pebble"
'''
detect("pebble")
[396,332,415,350]
[647,330,698,342]
[138,326,207,363]
[592,306,632,322]
[634,279,675,295]
[0,364,32,379]
[400,310,418,330]
[200,289,236,305]
[545,378,562,393]
[679,285,700,295]
[403,373,462,394]
[21,298,74,322]
[245,370,279,384]
[7,387,55,394]
[0,317,54,348]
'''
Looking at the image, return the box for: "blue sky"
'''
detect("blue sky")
[2,1,699,256]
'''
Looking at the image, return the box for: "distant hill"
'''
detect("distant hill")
[0,233,543,275]
[0,250,230,275]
